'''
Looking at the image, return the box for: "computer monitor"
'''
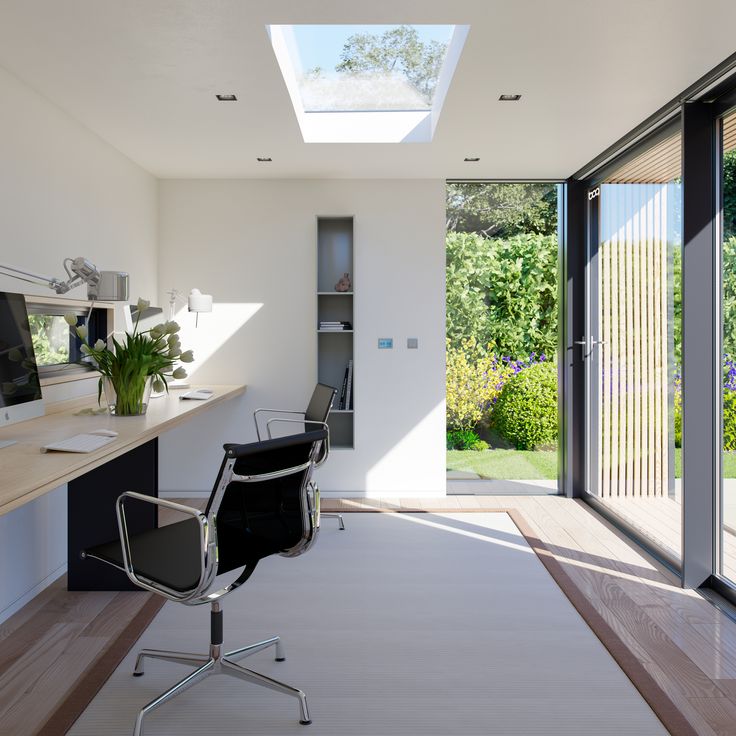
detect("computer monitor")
[0,291,44,443]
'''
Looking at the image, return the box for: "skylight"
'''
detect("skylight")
[269,24,469,143]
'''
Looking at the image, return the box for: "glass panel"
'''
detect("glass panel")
[720,110,736,584]
[284,25,454,112]
[445,183,559,493]
[590,132,682,561]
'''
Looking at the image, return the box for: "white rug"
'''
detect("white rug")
[69,512,667,735]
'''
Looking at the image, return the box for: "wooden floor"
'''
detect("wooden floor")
[1,495,736,735]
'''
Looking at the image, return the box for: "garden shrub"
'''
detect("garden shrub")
[446,337,509,430]
[674,361,736,450]
[446,429,481,451]
[674,371,682,448]
[724,391,736,451]
[469,440,489,451]
[493,362,558,450]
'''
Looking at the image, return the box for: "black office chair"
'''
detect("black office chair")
[254,383,344,530]
[82,430,327,736]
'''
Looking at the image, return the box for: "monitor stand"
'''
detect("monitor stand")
[0,439,17,449]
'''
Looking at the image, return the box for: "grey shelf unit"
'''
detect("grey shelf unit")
[317,217,354,449]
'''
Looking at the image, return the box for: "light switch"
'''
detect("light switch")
[407,338,418,349]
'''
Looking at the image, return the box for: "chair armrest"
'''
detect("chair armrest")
[253,407,305,440]
[115,492,216,602]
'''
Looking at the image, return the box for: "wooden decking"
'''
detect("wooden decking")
[1,495,735,735]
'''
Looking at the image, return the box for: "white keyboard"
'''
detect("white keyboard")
[41,432,117,454]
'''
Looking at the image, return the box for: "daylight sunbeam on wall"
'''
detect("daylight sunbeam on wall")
[171,302,262,380]
[268,24,469,143]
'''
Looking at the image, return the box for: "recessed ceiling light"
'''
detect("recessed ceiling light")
[216,94,238,101]
[464,157,480,162]
[256,157,273,162]
[499,94,522,101]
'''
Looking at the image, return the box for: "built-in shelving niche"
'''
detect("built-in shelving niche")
[317,217,354,449]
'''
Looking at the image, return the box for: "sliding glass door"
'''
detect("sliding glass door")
[586,132,683,563]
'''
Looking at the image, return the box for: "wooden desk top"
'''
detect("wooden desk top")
[0,384,246,516]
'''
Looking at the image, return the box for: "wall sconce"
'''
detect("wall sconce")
[168,287,213,326]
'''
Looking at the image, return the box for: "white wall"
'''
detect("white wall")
[0,65,158,621]
[158,179,446,496]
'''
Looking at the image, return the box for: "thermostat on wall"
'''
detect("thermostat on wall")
[378,338,393,349]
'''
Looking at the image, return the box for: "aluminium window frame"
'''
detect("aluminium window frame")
[565,59,736,599]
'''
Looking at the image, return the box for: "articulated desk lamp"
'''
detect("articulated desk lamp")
[0,258,128,448]
[0,256,129,301]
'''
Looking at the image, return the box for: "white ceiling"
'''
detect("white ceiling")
[0,0,735,180]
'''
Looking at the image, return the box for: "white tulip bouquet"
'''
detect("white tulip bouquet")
[66,298,194,415]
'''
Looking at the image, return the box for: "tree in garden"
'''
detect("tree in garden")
[446,182,558,238]
[334,26,447,104]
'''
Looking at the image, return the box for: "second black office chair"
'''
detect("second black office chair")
[254,383,345,530]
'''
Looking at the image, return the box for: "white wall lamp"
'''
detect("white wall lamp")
[167,288,213,326]
[0,257,129,301]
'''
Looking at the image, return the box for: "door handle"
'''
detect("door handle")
[574,336,605,360]
[574,336,587,361]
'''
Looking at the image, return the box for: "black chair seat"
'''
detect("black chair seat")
[87,518,203,593]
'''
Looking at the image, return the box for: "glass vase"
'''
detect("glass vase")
[103,374,154,416]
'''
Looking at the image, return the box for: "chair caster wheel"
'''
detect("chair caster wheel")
[275,657,286,662]
[299,720,312,725]
[133,672,144,677]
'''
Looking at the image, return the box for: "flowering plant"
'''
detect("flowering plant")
[65,298,194,415]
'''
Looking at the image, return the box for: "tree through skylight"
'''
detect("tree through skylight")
[292,24,454,112]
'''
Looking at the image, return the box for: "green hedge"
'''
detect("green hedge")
[446,231,558,358]
[493,362,558,450]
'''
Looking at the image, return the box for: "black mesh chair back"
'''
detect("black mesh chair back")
[305,382,337,424]
[210,431,326,577]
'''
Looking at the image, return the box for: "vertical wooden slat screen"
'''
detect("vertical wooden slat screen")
[598,183,672,497]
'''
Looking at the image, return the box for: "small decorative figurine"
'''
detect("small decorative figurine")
[335,272,352,292]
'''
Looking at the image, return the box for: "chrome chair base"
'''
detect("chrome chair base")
[131,633,310,735]
[321,511,345,530]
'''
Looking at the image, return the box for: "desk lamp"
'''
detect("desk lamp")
[0,257,128,301]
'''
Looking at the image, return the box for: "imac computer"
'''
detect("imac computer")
[0,291,44,447]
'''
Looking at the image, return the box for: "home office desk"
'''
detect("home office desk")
[0,384,246,590]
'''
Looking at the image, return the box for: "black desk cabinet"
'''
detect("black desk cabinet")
[68,439,158,591]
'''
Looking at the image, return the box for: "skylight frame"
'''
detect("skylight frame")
[268,24,469,144]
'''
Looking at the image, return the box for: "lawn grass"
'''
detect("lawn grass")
[447,447,736,480]
[447,448,558,479]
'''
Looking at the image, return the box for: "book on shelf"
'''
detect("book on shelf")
[319,320,352,331]
[345,359,353,411]
[339,362,349,409]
